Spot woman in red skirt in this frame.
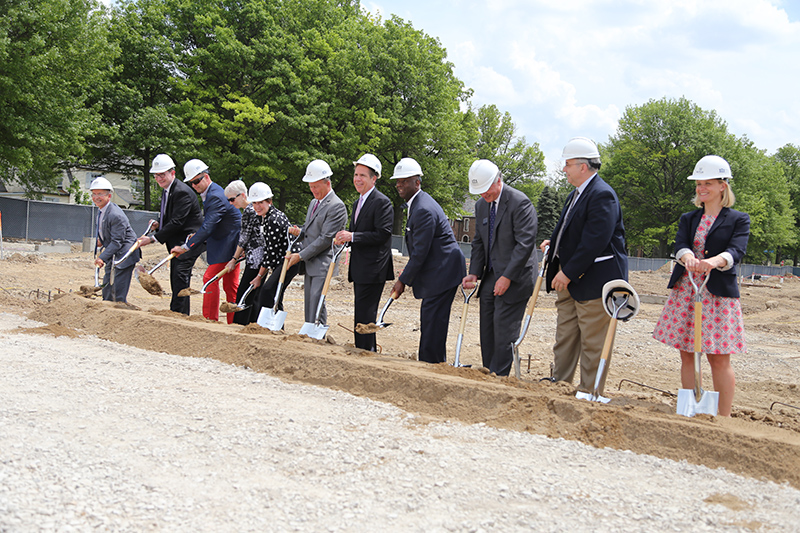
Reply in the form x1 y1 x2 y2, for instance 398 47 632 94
653 155 750 416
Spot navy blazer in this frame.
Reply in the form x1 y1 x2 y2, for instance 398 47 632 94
668 207 750 298
399 190 466 299
348 188 395 284
186 181 241 265
545 174 628 301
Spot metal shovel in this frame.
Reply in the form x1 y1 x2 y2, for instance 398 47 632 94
220 283 256 313
114 220 155 266
298 243 348 340
258 229 303 331
676 271 720 417
355 291 398 334
576 279 640 403
512 245 549 378
452 283 479 368
200 256 244 294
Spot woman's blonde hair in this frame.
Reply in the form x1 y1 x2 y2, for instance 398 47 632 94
693 179 735 208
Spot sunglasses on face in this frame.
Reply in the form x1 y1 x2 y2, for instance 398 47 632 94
228 193 240 202
189 176 203 186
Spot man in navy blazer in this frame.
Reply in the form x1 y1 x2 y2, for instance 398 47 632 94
335 154 394 351
90 177 140 303
136 154 205 315
171 159 241 323
462 159 538 376
540 138 627 395
391 158 466 364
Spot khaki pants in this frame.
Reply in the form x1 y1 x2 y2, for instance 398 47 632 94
553 291 612 394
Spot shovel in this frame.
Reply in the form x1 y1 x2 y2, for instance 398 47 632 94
512 245 549 378
200 256 244 294
576 279 640 403
355 291 398 334
114 220 155 266
452 283 479 368
220 282 256 314
258 229 304 331
298 243 348 340
676 271 720 417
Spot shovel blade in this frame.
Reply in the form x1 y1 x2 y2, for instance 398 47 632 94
299 321 328 340
676 388 719 417
257 308 287 331
575 391 611 404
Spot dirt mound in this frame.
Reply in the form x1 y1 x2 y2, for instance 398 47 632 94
25 293 800 489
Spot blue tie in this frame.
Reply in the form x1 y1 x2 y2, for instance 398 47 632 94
487 201 496 271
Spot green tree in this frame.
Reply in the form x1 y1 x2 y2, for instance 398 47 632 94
535 186 560 246
473 104 546 204
773 144 800 264
0 0 115 193
602 97 732 256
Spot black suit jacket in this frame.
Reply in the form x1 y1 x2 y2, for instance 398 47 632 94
348 188 395 284
668 207 750 298
545 174 628 301
154 179 204 251
399 191 466 299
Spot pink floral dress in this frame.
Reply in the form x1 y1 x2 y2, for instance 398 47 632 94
653 214 746 354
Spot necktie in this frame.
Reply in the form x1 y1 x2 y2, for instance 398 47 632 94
311 200 320 217
487 201 496 271
354 195 364 223
160 189 167 223
97 209 105 243
554 191 578 257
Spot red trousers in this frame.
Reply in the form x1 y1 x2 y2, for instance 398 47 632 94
202 262 240 323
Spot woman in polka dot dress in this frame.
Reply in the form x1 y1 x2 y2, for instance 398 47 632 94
653 155 750 417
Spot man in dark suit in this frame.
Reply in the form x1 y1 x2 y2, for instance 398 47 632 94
171 159 241 323
335 154 395 351
286 159 348 326
462 159 538 376
540 137 628 395
90 177 140 303
137 154 205 315
390 157 466 364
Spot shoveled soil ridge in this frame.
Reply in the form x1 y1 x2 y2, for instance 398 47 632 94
28 294 800 489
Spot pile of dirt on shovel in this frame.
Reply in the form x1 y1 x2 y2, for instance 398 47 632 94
26 293 800 490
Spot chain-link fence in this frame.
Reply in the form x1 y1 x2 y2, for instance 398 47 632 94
3 196 799 277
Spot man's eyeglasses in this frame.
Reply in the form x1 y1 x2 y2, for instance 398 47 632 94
188 176 204 186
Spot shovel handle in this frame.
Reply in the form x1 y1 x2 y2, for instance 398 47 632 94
694 303 703 353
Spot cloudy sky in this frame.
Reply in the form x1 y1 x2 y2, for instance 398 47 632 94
365 0 800 172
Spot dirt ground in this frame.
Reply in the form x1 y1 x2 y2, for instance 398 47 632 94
2 242 800 489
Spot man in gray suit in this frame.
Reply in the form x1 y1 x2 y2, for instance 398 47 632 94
90 176 141 303
462 159 538 376
286 159 348 325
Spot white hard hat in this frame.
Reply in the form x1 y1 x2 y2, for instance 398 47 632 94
183 159 209 182
247 182 273 202
601 279 640 322
302 159 333 183
353 154 382 177
89 176 113 191
562 137 601 160
150 154 175 174
389 157 423 180
468 159 500 194
688 155 731 180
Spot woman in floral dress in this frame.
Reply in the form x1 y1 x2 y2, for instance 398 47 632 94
653 155 750 416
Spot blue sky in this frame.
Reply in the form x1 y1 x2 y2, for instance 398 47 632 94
365 0 800 173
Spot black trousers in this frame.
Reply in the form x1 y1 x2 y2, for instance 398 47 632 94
478 269 530 376
232 265 264 325
170 253 200 315
418 285 458 364
256 262 301 314
353 282 386 351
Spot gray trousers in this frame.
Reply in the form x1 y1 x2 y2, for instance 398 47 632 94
304 274 327 324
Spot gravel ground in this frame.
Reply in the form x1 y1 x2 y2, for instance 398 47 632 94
1 312 798 532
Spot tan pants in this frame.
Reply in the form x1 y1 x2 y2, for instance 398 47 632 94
553 291 613 394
